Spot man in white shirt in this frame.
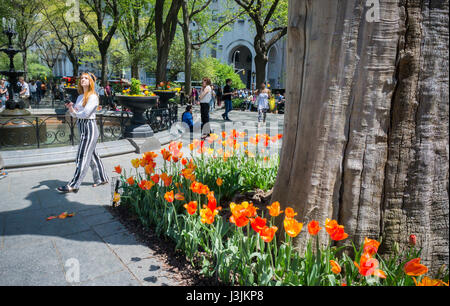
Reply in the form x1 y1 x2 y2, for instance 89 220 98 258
19 77 30 107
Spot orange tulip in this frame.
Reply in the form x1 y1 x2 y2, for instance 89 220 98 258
184 201 198 215
330 260 341 274
181 158 188 166
250 217 267 234
131 158 140 168
143 151 158 161
161 173 173 187
413 276 449 286
259 226 278 243
363 237 380 256
144 164 154 175
284 218 303 238
164 190 174 203
126 176 135 185
138 180 154 190
267 201 283 217
325 218 348 241
284 207 297 219
245 202 258 218
229 202 253 227
200 207 219 225
113 165 122 174
230 214 249 227
151 174 160 184
175 193 185 201
403 258 428 276
161 148 172 161
354 252 386 278
307 220 322 235
113 192 120 204
216 177 223 186
206 192 221 212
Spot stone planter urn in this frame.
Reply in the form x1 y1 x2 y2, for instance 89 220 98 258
115 95 158 138
64 87 79 103
152 90 177 108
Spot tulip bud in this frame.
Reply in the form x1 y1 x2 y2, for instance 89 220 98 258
438 264 447 278
393 241 400 254
409 234 417 246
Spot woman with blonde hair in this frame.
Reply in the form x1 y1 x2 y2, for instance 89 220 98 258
58 72 108 193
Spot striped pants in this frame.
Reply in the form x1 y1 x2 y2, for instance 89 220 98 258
68 119 108 189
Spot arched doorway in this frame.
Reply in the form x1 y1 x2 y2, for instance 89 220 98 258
229 45 253 89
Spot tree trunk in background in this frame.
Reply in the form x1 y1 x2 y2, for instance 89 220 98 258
22 51 28 80
254 53 268 89
68 55 79 78
100 48 108 86
271 0 448 272
131 59 140 80
154 0 182 84
181 0 192 99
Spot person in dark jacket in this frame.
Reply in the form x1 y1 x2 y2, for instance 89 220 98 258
182 104 194 133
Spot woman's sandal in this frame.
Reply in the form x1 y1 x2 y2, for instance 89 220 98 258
57 185 79 193
92 181 109 187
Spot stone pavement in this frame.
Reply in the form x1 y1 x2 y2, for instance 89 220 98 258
0 106 284 286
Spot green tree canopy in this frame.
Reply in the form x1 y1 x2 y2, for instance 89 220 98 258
191 57 245 88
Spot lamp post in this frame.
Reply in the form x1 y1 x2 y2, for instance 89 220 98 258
0 17 29 116
251 71 256 90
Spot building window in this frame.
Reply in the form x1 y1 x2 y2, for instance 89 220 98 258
211 43 217 58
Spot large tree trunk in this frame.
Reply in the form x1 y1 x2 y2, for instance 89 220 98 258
68 53 79 77
254 53 268 89
271 0 448 273
156 46 170 84
254 33 268 87
99 48 108 86
131 60 140 80
22 51 28 80
154 0 181 84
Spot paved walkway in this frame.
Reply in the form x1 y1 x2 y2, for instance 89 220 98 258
0 106 284 286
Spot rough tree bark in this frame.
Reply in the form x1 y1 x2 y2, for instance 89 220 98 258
271 0 448 272
181 0 192 97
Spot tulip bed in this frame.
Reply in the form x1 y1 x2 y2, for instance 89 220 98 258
112 132 449 286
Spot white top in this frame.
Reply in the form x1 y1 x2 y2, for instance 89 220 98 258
199 86 212 103
257 93 269 110
20 82 30 96
29 83 37 93
70 93 99 119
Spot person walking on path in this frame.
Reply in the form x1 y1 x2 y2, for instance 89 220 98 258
216 85 222 107
18 77 30 108
199 77 213 137
209 85 216 111
256 82 271 127
58 72 109 193
29 80 37 106
222 79 233 121
35 79 42 104
0 78 8 109
104 81 112 109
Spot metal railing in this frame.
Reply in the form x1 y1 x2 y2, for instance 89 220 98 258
0 104 178 150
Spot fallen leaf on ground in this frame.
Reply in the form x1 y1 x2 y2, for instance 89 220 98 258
46 212 75 221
